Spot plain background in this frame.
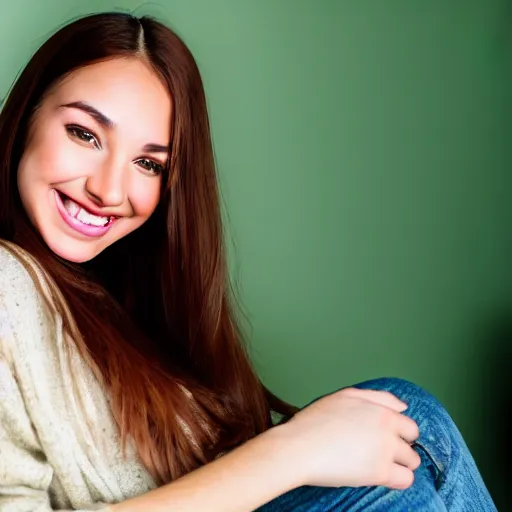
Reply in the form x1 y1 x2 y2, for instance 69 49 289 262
1 1 510 508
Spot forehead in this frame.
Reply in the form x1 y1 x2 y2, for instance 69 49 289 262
43 58 172 139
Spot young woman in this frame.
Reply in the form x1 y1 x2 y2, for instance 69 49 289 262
0 12 496 511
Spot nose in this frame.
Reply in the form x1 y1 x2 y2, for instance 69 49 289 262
85 156 127 208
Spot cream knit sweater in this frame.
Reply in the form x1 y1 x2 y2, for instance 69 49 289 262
0 243 157 511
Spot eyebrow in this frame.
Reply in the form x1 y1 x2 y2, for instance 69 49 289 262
61 101 114 129
60 101 171 154
143 143 171 154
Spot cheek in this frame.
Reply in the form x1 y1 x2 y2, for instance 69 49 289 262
19 131 88 186
16 147 49 212
129 179 161 219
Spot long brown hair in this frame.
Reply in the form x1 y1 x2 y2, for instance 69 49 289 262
0 12 297 484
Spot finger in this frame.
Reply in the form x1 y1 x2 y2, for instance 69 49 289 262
397 414 420 444
394 439 421 470
342 388 407 412
386 464 415 490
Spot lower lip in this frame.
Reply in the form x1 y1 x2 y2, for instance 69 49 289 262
54 190 114 238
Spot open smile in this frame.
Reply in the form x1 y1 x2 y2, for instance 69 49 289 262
54 190 117 237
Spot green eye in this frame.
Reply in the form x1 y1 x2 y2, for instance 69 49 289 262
136 158 164 175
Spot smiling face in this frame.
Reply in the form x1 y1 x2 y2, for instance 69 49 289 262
17 57 172 263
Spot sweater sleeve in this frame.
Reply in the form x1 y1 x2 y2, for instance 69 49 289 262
0 247 109 512
0 355 108 511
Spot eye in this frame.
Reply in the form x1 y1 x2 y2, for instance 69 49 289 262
66 125 100 149
135 158 165 176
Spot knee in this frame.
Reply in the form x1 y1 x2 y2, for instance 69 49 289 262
354 377 459 435
353 377 443 411
352 378 466 477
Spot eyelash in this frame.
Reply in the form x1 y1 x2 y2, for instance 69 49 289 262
65 124 165 176
66 124 99 148
135 158 165 175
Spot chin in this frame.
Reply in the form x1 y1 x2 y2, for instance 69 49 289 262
43 235 105 264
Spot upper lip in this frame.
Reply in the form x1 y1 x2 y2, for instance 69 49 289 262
57 190 120 219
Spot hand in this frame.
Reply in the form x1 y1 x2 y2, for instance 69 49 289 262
278 387 421 490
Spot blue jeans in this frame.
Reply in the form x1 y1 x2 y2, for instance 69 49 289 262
258 378 497 511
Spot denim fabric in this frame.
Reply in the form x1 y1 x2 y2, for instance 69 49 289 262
258 378 497 511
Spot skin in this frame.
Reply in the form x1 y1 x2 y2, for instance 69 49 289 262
17 57 172 263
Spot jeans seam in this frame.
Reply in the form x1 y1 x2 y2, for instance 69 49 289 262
413 441 447 491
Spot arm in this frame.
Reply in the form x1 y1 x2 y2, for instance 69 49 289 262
111 388 421 512
110 424 299 512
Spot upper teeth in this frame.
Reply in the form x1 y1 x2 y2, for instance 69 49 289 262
63 198 110 227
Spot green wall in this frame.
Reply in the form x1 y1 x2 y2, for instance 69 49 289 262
1 0 510 507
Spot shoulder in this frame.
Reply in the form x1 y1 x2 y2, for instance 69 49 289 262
0 242 26 276
0 241 56 364
0 241 36 286
0 241 45 308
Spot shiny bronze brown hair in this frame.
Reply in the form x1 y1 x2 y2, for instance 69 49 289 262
0 12 297 483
